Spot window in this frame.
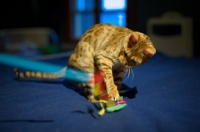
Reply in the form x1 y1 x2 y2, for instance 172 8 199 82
64 0 134 42
69 0 95 39
100 0 127 27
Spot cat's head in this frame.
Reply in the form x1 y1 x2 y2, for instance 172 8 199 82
119 32 156 68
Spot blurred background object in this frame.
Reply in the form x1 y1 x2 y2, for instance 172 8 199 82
0 27 59 57
0 0 198 57
147 11 193 57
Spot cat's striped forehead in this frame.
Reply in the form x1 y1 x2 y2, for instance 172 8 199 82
81 24 134 49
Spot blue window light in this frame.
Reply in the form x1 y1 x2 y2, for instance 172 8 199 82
102 0 127 11
71 0 95 39
71 0 127 39
77 0 95 11
100 12 126 27
73 13 95 39
77 0 85 11
100 0 127 26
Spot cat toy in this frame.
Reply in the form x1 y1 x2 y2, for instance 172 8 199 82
92 71 127 116
0 53 127 116
0 53 90 83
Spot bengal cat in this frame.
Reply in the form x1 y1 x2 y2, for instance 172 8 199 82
14 24 156 102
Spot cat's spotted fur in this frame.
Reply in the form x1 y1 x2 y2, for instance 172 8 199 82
68 24 156 101
14 24 156 102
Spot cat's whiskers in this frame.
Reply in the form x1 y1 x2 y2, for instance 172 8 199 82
130 68 134 82
122 68 134 83
123 68 130 82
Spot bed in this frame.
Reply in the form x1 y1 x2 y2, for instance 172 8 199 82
0 52 200 132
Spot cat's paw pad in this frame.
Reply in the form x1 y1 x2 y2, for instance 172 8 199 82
108 86 120 101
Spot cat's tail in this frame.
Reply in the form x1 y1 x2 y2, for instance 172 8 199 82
14 67 67 79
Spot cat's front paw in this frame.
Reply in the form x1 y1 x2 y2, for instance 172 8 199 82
107 85 120 101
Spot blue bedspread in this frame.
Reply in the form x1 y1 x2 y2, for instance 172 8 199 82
0 53 200 132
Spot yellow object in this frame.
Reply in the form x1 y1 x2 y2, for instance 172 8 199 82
98 100 107 116
94 83 101 97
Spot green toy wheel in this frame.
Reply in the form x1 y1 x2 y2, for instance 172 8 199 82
106 104 127 112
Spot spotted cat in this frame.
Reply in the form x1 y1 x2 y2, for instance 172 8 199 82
14 24 156 102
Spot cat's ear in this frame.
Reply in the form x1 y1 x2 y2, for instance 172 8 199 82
143 47 156 58
128 33 139 48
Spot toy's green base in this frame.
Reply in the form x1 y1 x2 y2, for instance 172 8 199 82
106 104 127 112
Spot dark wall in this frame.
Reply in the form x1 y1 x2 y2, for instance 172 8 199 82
134 0 199 56
0 1 33 28
0 0 65 42
0 0 199 56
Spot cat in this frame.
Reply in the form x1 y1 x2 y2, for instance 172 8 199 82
14 23 156 102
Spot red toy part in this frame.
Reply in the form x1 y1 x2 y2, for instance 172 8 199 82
90 71 127 115
116 99 127 104
92 71 106 97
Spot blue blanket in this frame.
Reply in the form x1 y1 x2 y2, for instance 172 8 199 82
0 53 200 132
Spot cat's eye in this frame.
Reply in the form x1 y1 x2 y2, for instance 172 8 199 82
124 51 128 56
131 60 136 64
